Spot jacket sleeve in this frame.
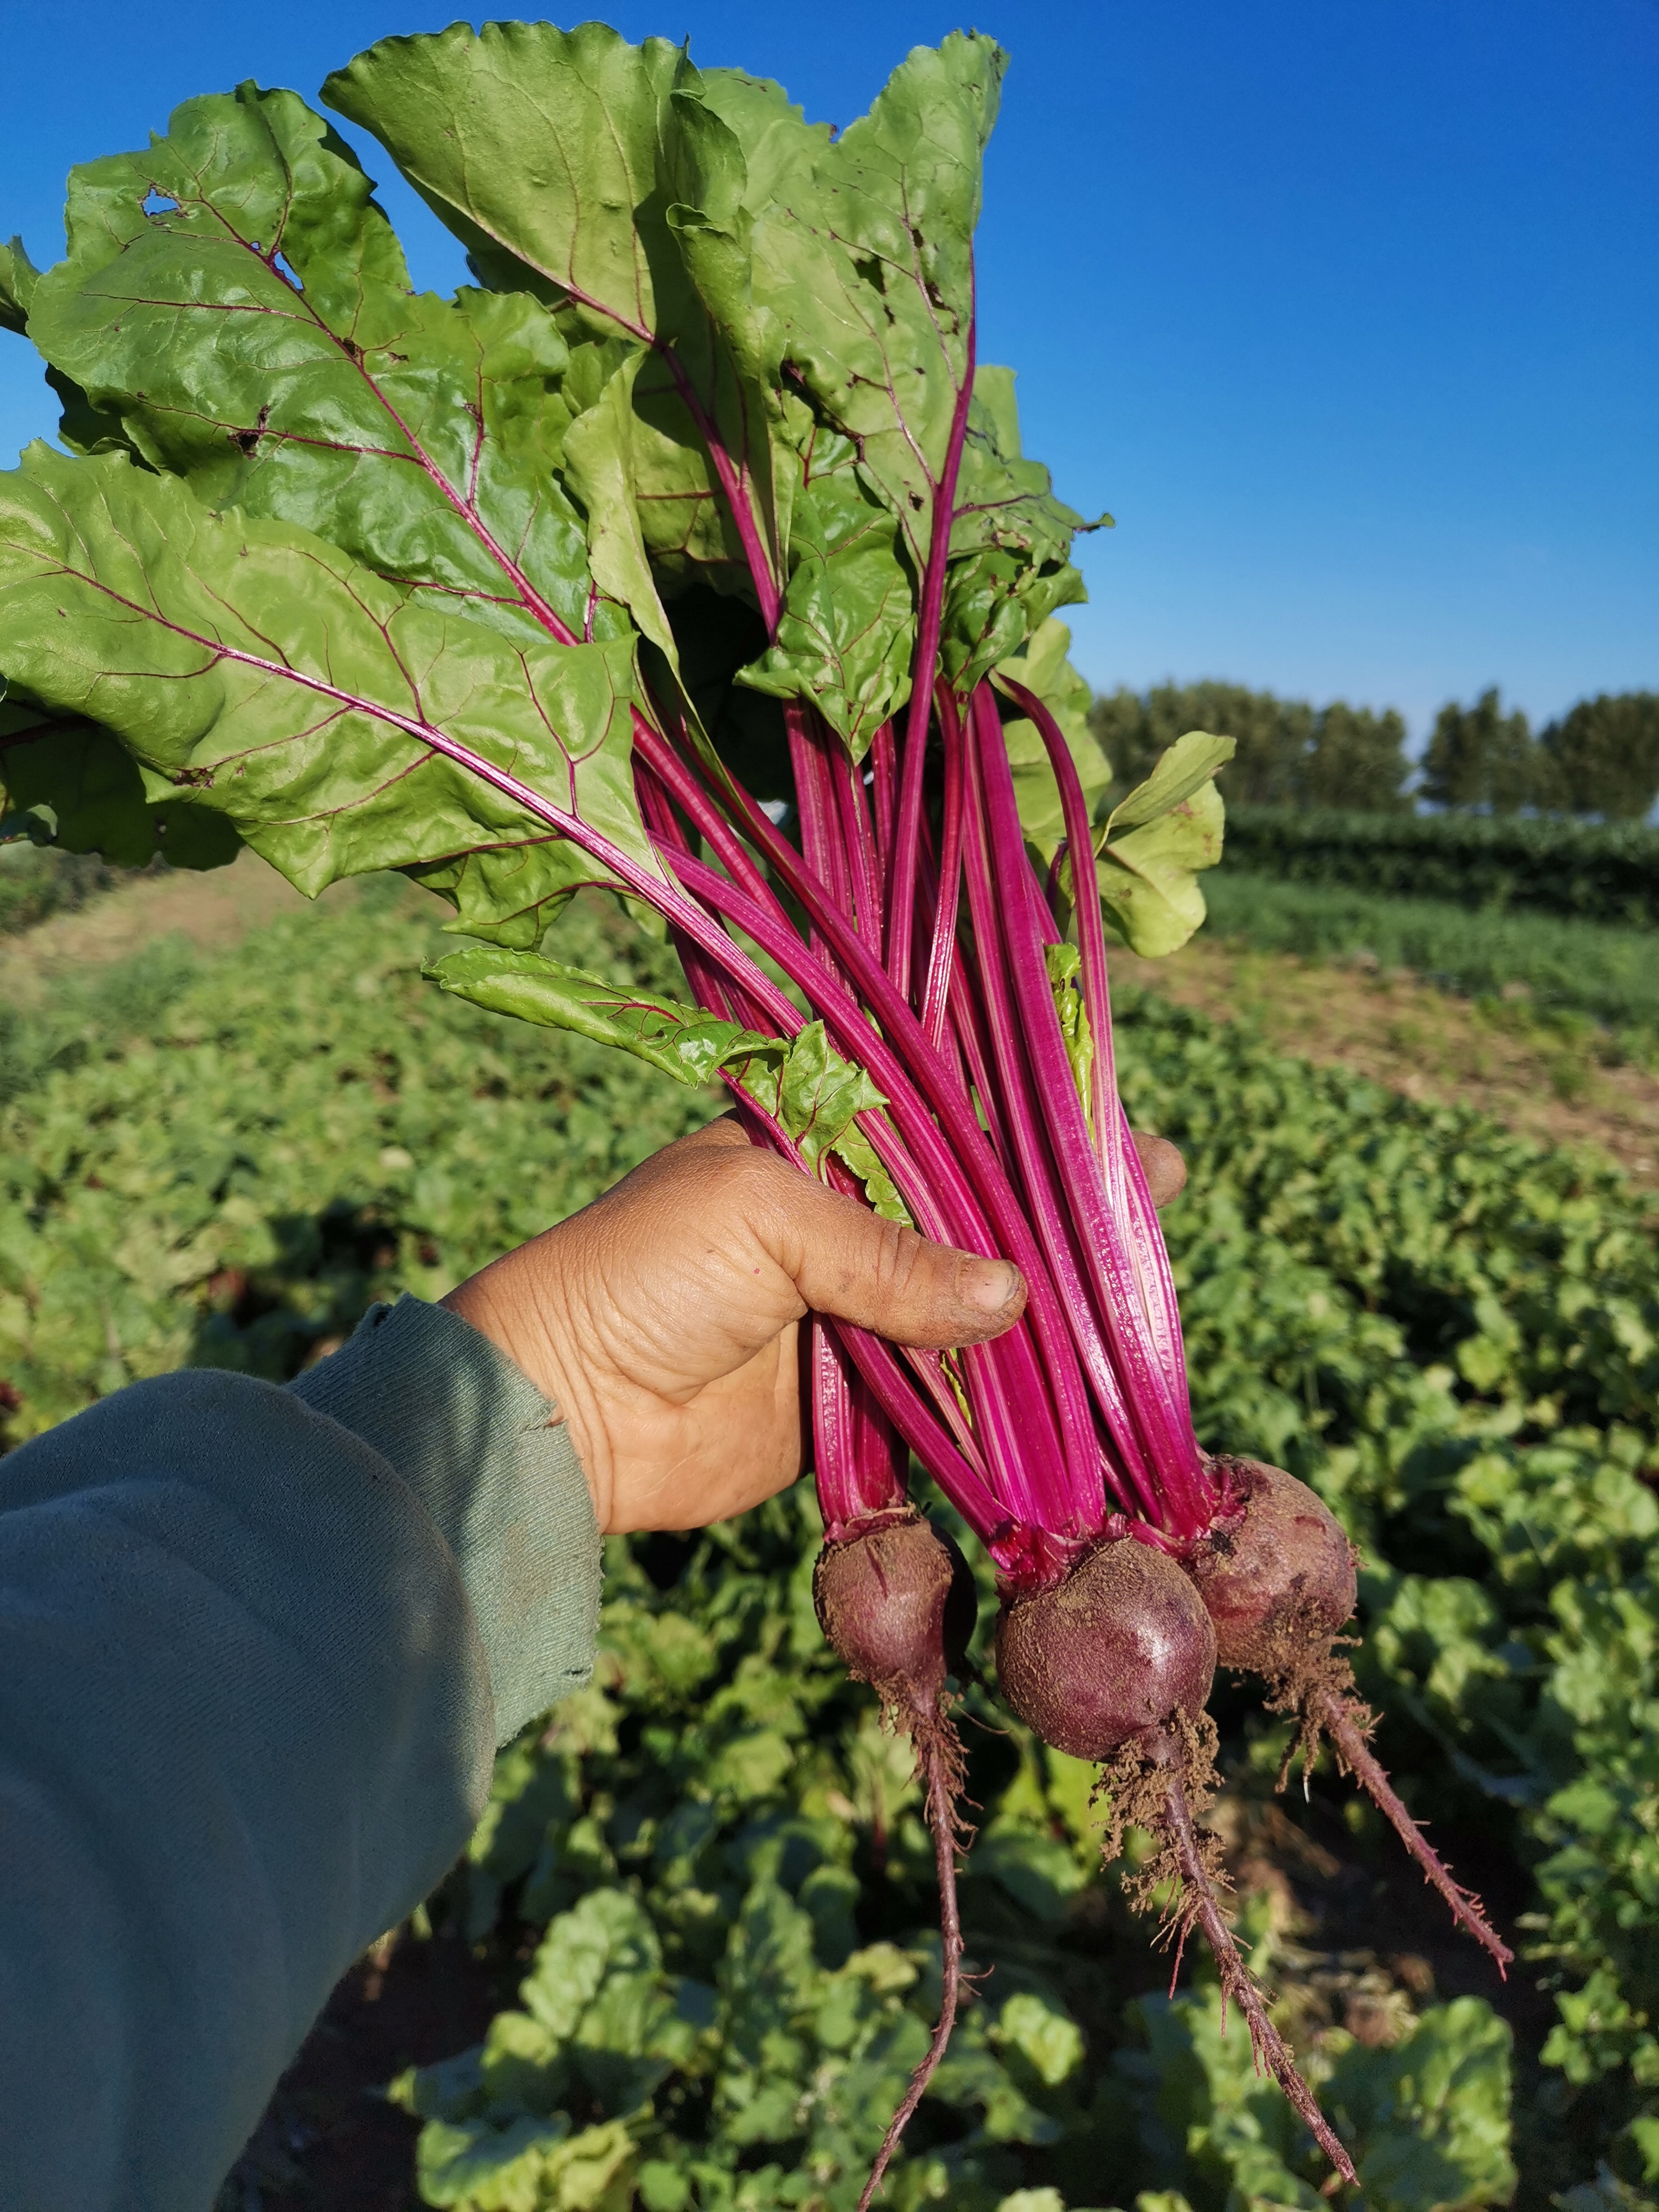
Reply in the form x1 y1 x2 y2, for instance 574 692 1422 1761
0 1295 601 2212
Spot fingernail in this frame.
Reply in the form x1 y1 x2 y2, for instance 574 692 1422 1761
962 1259 1021 1313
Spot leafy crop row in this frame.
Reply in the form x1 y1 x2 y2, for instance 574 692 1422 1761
1218 808 1659 930
4 888 1656 2206
1199 872 1659 1039
389 1488 1516 2212
0 839 128 937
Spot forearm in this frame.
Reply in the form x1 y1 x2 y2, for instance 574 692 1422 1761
0 1298 600 2211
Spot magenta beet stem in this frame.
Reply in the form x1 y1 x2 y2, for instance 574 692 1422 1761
700 1071 1006 1543
972 688 1211 1535
960 717 1159 1531
920 682 967 1050
998 677 1215 1523
886 311 978 999
661 778 1105 1504
670 846 1094 1533
812 1318 907 1535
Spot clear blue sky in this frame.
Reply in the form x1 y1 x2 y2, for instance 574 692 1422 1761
2 1 1653 746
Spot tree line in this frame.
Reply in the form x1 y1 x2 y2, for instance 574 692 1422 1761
1088 682 1659 820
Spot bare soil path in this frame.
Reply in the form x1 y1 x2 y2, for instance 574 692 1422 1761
0 849 313 1011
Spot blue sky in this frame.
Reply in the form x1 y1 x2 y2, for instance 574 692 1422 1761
2 1 1653 745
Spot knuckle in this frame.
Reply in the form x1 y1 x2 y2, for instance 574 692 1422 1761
869 1217 926 1308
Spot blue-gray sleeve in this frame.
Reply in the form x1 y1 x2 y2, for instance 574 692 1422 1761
0 1295 601 2212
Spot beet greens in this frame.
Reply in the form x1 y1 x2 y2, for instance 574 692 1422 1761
0 22 1508 2197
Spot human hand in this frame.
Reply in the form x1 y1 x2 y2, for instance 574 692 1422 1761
441 1118 1025 1535
442 1117 1188 1536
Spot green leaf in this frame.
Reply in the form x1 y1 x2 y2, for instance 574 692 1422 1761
326 24 685 340
733 1019 911 1223
425 948 778 1088
414 2112 572 2212
561 345 680 662
0 443 661 945
1 695 239 868
25 84 613 653
1097 783 1226 957
0 236 39 336
943 366 1098 696
1329 1999 1516 2212
993 1992 1086 2089
736 427 915 758
1045 942 1095 1133
324 24 795 613
1103 728 1235 838
425 950 910 1220
521 1890 664 2045
736 34 1005 582
1046 729 1235 959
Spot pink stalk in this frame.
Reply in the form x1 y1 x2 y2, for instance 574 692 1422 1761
812 1318 907 1534
659 353 782 634
703 1085 1005 1540
958 720 1158 1524
972 688 1212 1535
631 719 784 922
997 680 1128 1200
808 1318 1007 1542
869 722 898 875
787 700 857 923
633 763 781 1039
669 846 1104 1542
1000 677 1210 1488
833 740 885 952
665 762 1103 1455
885 315 978 999
636 733 1004 1533
919 682 967 1050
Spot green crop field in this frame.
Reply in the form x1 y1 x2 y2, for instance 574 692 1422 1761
4 880 1657 2211
1201 871 1659 1043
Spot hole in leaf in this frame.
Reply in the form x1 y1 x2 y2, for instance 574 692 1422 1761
142 189 179 218
271 248 304 291
229 403 272 458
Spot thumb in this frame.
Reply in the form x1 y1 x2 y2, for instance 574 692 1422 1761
764 1170 1025 1351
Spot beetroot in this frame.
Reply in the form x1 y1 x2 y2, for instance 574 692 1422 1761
995 1538 1356 2185
995 1537 1215 1759
1188 1458 1357 1671
815 1507 977 2212
1187 1458 1511 1971
814 1508 977 1710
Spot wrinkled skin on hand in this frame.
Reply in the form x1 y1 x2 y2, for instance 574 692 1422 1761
444 1117 1186 1533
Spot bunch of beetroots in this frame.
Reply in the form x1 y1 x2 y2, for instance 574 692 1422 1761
0 22 1512 2203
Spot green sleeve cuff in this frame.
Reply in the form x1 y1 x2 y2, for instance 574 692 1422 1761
290 1296 602 1743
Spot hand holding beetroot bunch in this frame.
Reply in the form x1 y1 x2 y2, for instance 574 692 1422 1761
0 23 1506 2198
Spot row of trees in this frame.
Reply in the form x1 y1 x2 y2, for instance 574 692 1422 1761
1421 690 1659 820
1088 682 1659 820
